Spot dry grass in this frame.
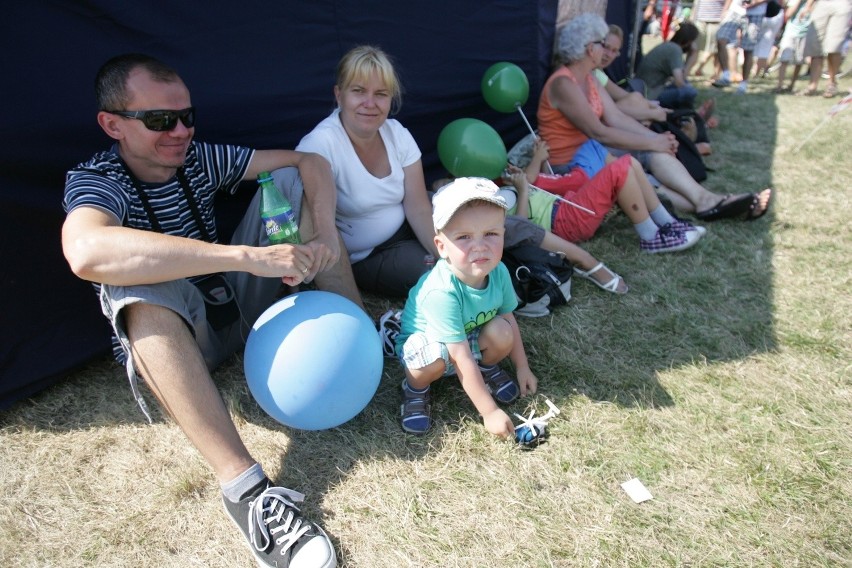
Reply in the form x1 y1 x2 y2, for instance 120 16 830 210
2 74 851 567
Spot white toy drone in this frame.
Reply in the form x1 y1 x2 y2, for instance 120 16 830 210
514 398 560 449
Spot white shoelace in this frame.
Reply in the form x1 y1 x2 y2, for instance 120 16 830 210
248 487 312 555
378 309 402 357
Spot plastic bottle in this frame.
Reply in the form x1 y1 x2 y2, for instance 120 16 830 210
258 171 301 244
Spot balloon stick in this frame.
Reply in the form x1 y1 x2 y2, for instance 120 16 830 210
515 104 554 175
529 184 595 216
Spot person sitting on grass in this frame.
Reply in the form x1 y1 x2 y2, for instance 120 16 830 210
598 25 671 125
61 53 341 568
635 21 702 110
504 138 706 260
600 24 719 135
394 177 538 436
538 13 773 223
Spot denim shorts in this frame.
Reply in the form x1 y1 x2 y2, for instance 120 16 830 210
553 139 610 178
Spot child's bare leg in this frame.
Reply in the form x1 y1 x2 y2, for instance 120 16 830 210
789 63 803 90
539 232 629 294
776 62 788 89
477 316 514 366
615 163 653 224
405 359 446 391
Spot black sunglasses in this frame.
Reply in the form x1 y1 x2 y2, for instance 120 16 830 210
106 107 196 131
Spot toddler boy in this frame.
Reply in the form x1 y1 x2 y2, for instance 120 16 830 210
394 178 538 436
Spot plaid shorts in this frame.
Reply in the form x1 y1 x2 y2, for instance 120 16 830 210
400 327 483 376
718 13 765 51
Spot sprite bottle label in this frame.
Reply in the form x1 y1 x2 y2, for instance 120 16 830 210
261 207 301 244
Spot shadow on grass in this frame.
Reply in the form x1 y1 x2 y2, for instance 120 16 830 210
0 84 781 562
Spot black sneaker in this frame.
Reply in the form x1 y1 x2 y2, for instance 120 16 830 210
223 479 337 568
479 364 520 404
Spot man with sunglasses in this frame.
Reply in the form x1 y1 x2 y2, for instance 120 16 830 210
62 53 345 568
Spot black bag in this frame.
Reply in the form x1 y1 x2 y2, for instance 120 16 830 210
501 245 573 317
193 273 240 330
650 111 708 182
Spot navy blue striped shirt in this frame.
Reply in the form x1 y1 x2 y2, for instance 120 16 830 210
63 141 254 242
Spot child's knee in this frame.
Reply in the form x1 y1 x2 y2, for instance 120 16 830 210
480 316 514 352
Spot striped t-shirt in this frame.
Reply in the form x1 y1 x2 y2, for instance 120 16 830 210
64 141 254 242
695 0 724 22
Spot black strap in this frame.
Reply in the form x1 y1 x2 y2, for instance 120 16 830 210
122 162 213 243
176 168 213 242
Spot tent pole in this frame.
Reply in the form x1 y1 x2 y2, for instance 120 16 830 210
629 0 644 78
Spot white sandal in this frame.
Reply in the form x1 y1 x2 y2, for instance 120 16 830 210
573 262 628 295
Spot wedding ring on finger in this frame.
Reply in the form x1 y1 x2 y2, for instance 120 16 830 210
301 267 309 274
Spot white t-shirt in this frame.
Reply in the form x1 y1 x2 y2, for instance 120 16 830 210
729 0 767 17
297 109 422 262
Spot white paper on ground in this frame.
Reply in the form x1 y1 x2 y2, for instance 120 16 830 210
621 478 653 503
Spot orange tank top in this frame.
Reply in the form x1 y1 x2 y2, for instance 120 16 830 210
537 66 603 165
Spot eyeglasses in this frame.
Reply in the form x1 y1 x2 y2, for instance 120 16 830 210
106 107 196 131
589 40 606 47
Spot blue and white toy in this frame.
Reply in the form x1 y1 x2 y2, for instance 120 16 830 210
514 398 561 449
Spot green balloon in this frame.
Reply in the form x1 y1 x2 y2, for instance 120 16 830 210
437 118 507 179
481 62 530 113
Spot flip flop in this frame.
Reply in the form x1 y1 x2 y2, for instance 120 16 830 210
694 194 754 221
746 188 773 221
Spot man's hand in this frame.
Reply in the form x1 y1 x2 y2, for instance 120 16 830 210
246 243 315 286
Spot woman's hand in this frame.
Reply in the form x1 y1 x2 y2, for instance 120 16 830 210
651 131 679 155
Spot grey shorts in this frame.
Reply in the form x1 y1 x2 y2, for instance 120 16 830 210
504 215 546 249
102 178 297 420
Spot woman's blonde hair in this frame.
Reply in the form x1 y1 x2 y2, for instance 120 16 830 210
608 24 624 41
336 45 402 114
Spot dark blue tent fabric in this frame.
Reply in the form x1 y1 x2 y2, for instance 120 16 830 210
605 0 640 84
0 1 557 408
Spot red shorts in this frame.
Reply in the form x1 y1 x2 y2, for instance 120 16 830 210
546 154 631 242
